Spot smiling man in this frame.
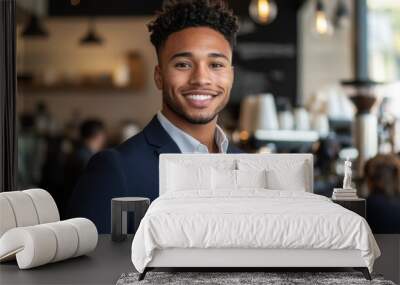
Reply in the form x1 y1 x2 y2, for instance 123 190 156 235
68 0 241 233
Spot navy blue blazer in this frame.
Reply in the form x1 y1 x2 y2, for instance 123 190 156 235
68 116 242 233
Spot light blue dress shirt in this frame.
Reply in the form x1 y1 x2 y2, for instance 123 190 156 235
157 111 228 154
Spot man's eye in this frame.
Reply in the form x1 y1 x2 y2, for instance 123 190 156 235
175 62 191 68
211 63 224 69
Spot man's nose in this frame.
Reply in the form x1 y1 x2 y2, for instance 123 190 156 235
189 64 212 86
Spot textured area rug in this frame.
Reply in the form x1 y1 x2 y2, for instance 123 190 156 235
116 271 396 285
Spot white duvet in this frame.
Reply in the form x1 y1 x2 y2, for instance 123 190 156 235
131 190 380 273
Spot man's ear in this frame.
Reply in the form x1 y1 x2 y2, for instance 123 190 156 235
154 65 163 90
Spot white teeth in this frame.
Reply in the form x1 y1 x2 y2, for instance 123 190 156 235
186 94 213 101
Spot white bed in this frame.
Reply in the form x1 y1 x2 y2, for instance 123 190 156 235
131 154 380 280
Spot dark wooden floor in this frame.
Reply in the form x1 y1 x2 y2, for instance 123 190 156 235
0 235 398 284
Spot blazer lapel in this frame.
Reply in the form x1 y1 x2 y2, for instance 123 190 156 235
143 115 181 154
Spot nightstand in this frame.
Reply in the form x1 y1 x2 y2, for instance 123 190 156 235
331 198 366 219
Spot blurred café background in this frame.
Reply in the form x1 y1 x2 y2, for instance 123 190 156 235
16 0 400 232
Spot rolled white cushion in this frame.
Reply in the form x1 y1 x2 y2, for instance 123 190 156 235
23 189 59 223
0 191 39 227
64 218 98 257
0 219 98 269
0 226 57 269
0 195 17 238
42 222 79 262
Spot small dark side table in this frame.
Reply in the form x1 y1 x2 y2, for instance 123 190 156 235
111 197 150 242
331 198 366 219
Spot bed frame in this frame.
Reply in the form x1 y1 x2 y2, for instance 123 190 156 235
138 154 372 281
139 248 371 280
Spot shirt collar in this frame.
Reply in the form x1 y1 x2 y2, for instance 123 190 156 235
156 111 228 154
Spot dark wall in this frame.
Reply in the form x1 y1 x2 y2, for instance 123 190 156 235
230 0 304 107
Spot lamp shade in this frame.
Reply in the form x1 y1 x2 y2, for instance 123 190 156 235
80 20 103 45
21 15 48 38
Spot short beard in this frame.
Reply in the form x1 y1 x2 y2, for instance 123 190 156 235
163 91 219 125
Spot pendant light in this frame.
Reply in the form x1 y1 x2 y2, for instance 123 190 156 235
22 14 48 38
314 0 333 36
80 18 103 45
21 0 48 39
249 0 278 25
334 0 350 29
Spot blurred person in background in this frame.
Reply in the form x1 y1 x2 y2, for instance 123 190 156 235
71 119 107 167
63 119 107 218
34 101 53 137
365 154 400 233
17 113 45 188
64 109 83 148
40 120 69 216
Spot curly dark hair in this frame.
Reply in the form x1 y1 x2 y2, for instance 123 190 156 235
147 0 239 55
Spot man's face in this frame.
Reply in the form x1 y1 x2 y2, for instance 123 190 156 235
87 131 105 152
154 27 234 124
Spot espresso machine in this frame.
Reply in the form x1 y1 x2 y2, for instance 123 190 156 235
341 80 381 177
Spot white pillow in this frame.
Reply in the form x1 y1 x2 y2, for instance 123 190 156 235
212 168 268 190
238 159 309 191
167 163 212 191
266 167 307 191
212 168 237 190
236 169 267 188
